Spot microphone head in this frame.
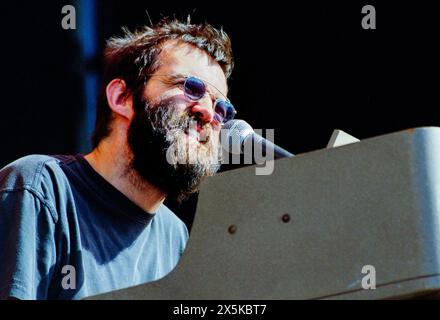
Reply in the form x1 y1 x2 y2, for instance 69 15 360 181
222 119 254 155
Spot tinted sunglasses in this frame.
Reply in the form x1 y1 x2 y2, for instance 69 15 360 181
146 74 236 125
182 76 237 125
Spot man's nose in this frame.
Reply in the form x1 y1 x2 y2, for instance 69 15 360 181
190 98 215 124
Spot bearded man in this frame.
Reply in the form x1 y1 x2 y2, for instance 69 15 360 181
0 18 236 300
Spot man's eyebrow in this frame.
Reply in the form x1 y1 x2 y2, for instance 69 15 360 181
166 73 187 81
147 73 185 83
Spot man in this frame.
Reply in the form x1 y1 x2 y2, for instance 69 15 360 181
0 18 235 299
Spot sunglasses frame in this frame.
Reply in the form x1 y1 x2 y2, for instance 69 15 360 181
145 73 237 125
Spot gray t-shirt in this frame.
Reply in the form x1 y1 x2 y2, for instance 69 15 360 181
0 154 188 300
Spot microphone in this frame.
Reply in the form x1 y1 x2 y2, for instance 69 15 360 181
222 120 294 160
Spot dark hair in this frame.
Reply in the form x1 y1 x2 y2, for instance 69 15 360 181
91 17 234 148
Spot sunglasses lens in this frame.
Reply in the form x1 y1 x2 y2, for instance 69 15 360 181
184 77 206 100
214 100 236 124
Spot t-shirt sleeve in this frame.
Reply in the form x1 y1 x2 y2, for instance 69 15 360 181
0 188 57 300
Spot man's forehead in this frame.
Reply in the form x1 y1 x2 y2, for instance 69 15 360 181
156 41 228 96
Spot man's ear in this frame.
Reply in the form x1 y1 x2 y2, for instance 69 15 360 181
106 79 134 120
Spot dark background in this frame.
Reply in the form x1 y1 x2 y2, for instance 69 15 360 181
1 1 438 230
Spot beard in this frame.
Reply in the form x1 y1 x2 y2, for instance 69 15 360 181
127 94 222 202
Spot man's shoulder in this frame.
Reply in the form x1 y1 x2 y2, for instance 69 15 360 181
158 204 184 224
0 154 73 193
156 205 189 238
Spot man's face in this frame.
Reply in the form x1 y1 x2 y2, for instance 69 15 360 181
127 41 228 202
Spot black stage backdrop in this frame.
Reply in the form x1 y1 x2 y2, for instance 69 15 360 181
1 1 438 230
